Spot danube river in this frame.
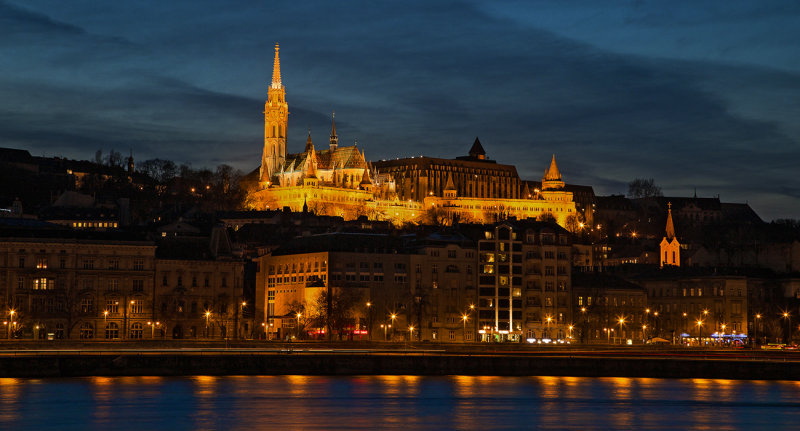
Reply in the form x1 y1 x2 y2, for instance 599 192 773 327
1 375 799 430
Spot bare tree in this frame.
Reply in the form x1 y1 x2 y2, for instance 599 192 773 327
628 178 663 199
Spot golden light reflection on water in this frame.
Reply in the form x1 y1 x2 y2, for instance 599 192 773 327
0 378 20 424
4 375 799 430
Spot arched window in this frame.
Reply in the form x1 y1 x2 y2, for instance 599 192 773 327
80 322 94 339
130 322 143 339
272 125 276 138
105 322 119 339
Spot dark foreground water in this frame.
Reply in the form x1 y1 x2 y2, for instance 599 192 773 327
1 375 799 430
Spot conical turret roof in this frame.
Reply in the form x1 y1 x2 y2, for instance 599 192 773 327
544 154 561 181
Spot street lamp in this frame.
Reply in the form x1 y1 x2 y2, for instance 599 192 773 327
296 313 302 340
568 325 574 340
390 313 397 341
783 312 791 344
205 311 211 338
696 319 704 343
642 324 647 344
617 316 626 344
545 315 553 339
755 313 762 346
103 310 109 323
381 324 387 341
365 302 372 341
409 325 414 343
720 323 726 346
462 314 469 342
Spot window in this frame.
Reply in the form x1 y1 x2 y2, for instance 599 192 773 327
55 323 65 340
431 264 438 274
373 262 383 270
465 332 473 342
204 277 210 288
108 279 120 292
177 276 183 287
106 299 119 313
17 276 24 291
162 274 168 286
108 259 119 270
545 266 554 276
59 257 67 269
82 259 94 270
105 322 119 339
133 258 144 271
130 323 143 339
449 330 456 341
448 250 457 258
130 300 143 314
394 263 406 272
80 322 94 339
33 278 50 290
81 297 93 313
394 275 407 283
18 257 25 268
132 279 144 292
192 276 198 287
222 276 228 287
36 258 47 269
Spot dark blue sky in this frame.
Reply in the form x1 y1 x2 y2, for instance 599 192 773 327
1 1 799 220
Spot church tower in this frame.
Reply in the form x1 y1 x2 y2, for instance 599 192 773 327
660 203 681 267
260 43 289 187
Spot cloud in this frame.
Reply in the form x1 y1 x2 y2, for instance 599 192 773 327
1 0 798 220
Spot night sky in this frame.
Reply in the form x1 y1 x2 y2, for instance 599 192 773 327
1 1 799 220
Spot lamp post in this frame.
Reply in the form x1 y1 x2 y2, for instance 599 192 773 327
783 312 791 344
580 307 587 343
7 310 15 339
296 312 302 340
696 319 704 344
720 323 726 347
409 326 414 343
617 316 626 344
754 314 761 346
366 302 372 341
390 313 397 341
642 324 647 344
124 300 134 339
462 314 469 343
568 325 574 340
545 315 553 340
205 310 211 338
235 301 246 341
381 324 386 341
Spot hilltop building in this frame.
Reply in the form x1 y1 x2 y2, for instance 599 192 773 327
246 46 578 227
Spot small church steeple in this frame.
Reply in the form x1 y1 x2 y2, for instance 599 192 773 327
305 129 314 153
329 112 338 151
660 202 680 267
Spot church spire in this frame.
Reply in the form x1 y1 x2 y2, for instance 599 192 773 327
305 129 314 153
271 44 282 89
665 202 676 240
329 111 338 151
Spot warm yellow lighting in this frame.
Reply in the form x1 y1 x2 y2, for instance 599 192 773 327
696 320 703 327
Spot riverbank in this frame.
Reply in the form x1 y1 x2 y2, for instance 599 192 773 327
1 349 798 380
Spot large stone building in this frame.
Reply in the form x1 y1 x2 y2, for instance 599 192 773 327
0 229 156 340
0 223 248 341
246 46 578 227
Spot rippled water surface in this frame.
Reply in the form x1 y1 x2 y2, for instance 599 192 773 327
1 375 799 430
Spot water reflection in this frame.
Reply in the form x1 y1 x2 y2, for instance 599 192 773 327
1 376 799 430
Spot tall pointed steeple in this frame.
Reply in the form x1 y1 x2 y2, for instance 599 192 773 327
260 43 288 185
271 43 282 89
329 111 338 151
660 202 680 267
665 202 675 240
305 129 314 153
